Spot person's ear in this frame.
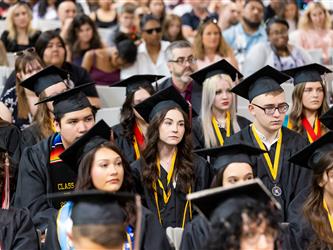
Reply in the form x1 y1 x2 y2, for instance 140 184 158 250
319 172 328 188
54 119 61 133
248 103 256 117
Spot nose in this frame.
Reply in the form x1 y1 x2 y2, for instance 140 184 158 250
272 108 281 117
77 121 89 133
109 165 118 175
172 123 178 132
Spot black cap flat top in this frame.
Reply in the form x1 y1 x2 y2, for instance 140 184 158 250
320 106 333 130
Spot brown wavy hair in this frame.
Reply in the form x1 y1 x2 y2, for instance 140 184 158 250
142 107 194 193
303 151 333 248
119 84 155 140
15 51 45 119
193 19 233 60
289 81 329 134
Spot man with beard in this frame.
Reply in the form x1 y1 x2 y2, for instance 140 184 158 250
158 40 202 115
223 0 266 70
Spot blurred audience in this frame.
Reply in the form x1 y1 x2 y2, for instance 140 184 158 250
56 0 77 40
162 14 185 42
218 1 240 31
264 0 284 21
148 0 165 24
283 0 299 32
89 0 117 29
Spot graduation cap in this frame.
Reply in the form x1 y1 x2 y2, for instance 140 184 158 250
231 65 290 102
289 131 333 169
319 106 333 130
193 143 266 173
60 119 111 170
35 82 93 117
134 85 195 123
283 63 332 86
112 74 164 95
190 59 243 84
48 190 134 225
187 179 280 220
20 65 68 96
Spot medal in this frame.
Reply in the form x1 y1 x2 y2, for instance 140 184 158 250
272 185 282 197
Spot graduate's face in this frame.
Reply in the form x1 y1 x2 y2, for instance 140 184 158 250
55 107 95 149
158 109 185 146
222 163 254 187
212 78 233 113
302 81 324 112
91 147 124 192
249 91 286 133
240 213 276 250
319 167 333 198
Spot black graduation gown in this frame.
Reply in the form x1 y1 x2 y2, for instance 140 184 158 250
14 134 76 232
112 123 137 163
0 208 39 250
158 77 203 115
191 115 251 149
226 126 312 222
180 215 210 250
131 154 211 229
45 205 171 250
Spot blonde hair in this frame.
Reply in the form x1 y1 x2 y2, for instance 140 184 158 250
200 74 240 148
193 20 233 60
6 3 35 41
289 80 329 134
298 2 331 30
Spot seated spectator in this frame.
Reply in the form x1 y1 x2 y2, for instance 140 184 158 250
162 14 185 42
264 0 284 21
121 14 170 79
193 18 238 70
223 0 266 71
66 14 104 66
0 49 44 130
218 1 240 31
283 0 299 33
89 0 117 29
32 0 57 26
181 1 218 42
148 0 165 24
243 17 312 76
290 1 333 65
1 2 41 52
134 5 150 33
108 2 139 47
82 33 137 86
56 0 77 40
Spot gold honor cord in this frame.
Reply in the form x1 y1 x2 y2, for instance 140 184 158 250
133 136 140 160
251 125 282 180
123 232 132 250
323 198 333 232
211 112 231 146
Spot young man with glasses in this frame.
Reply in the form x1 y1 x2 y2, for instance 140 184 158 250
226 65 312 222
121 14 170 79
159 40 202 114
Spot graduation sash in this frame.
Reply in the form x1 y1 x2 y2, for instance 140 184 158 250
133 123 145 160
302 116 321 143
211 112 231 146
152 150 192 228
251 125 282 181
323 198 333 232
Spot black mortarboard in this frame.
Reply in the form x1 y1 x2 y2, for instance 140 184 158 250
320 106 333 130
283 63 332 86
187 179 280 220
190 59 243 84
112 74 164 95
35 82 93 117
48 190 134 225
134 85 195 123
231 65 290 102
289 131 333 169
60 120 111 170
20 65 68 96
194 143 266 173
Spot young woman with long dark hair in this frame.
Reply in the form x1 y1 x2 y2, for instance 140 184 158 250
132 86 211 229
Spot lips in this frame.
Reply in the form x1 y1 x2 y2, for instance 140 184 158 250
107 179 119 184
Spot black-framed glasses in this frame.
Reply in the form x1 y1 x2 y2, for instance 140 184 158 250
252 103 289 116
169 57 197 65
143 27 162 34
14 47 36 57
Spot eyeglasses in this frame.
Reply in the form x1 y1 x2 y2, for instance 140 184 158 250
14 47 36 57
252 103 289 116
143 27 162 34
169 57 197 65
201 17 218 26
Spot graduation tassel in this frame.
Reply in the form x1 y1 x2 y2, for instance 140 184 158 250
2 154 10 209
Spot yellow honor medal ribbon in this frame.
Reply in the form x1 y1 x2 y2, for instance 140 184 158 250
323 198 333 232
133 136 140 160
251 125 282 180
211 112 231 146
